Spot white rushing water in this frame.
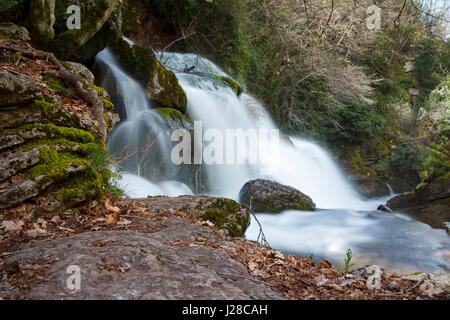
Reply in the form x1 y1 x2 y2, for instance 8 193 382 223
96 47 449 274
96 48 193 198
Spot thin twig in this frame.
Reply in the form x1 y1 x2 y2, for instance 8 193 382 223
240 198 270 248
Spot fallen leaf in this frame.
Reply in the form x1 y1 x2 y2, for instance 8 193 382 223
248 260 258 271
26 223 47 237
1 220 24 232
106 212 120 225
105 199 120 213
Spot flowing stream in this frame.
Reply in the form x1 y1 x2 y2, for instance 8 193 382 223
96 47 449 275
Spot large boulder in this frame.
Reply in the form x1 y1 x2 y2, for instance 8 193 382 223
385 173 450 231
50 0 120 60
239 179 316 213
112 39 187 113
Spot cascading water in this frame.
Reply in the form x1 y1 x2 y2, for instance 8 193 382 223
96 47 449 274
96 48 193 198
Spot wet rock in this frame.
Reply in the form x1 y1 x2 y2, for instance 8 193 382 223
385 174 450 230
154 108 194 131
0 71 43 107
348 174 389 198
239 179 316 213
377 204 392 212
112 38 187 113
0 226 284 299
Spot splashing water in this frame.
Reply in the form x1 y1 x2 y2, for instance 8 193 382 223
96 48 193 197
96 48 449 274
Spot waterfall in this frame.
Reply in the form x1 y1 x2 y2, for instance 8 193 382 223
95 47 449 274
96 48 193 198
161 52 378 210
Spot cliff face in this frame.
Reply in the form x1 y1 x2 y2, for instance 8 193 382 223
0 25 120 216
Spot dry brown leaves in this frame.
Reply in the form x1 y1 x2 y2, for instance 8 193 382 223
1 194 448 300
0 255 58 297
0 39 97 125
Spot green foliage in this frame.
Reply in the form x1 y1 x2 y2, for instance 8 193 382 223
422 132 450 180
390 139 423 173
413 40 450 108
344 249 354 273
309 253 314 262
0 0 28 23
87 147 125 197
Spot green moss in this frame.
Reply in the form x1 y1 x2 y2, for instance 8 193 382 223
44 75 67 92
201 209 227 228
102 98 114 110
113 39 188 113
196 198 249 238
23 123 95 143
57 168 104 204
18 138 98 156
33 100 88 130
154 108 193 125
61 61 71 69
91 84 106 97
216 76 243 96
24 147 89 185
146 57 187 113
34 99 58 118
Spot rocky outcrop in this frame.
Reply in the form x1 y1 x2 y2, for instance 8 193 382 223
0 220 282 300
142 196 251 238
239 179 316 213
0 72 44 106
0 27 119 215
50 0 120 60
112 39 187 113
348 174 389 198
1 196 444 300
385 174 450 231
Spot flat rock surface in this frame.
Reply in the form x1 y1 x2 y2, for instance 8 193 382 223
0 218 284 300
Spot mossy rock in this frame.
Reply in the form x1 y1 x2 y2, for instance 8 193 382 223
154 108 193 130
194 197 251 238
112 38 188 114
216 76 243 96
51 0 119 60
239 179 316 213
